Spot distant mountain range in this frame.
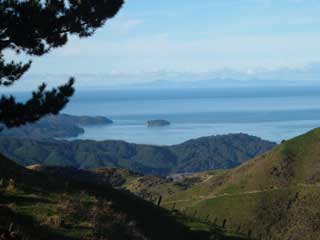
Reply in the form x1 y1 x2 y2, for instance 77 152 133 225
10 64 320 91
0 133 276 175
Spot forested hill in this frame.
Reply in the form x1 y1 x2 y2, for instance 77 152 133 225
0 133 276 175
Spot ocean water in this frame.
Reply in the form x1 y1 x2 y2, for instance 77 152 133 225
59 86 320 145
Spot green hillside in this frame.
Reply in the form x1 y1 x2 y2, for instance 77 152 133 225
0 133 275 175
162 128 320 240
0 153 247 240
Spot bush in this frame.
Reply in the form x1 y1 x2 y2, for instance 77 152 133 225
6 179 15 193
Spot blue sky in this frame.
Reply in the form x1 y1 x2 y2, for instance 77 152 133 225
7 0 320 83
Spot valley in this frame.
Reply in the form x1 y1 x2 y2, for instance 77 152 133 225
1 125 320 239
31 127 320 239
0 153 248 240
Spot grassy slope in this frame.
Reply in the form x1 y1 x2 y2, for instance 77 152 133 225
163 128 320 240
0 154 247 240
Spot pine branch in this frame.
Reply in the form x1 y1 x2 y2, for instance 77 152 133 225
0 78 75 128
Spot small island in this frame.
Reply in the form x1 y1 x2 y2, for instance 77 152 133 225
146 119 170 127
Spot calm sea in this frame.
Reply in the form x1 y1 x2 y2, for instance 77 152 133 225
58 86 320 145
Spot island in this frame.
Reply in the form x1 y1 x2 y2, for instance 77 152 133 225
146 119 170 127
0 114 113 139
50 114 113 126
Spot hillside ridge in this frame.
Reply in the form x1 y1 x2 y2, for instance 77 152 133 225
0 133 276 175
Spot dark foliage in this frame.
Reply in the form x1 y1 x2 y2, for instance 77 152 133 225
0 0 123 128
0 79 75 128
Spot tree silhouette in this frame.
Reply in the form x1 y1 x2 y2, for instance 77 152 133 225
0 0 123 128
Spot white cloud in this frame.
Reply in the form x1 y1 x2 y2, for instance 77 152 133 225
106 18 144 34
124 19 144 28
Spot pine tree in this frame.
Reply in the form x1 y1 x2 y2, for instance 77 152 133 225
0 0 123 128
